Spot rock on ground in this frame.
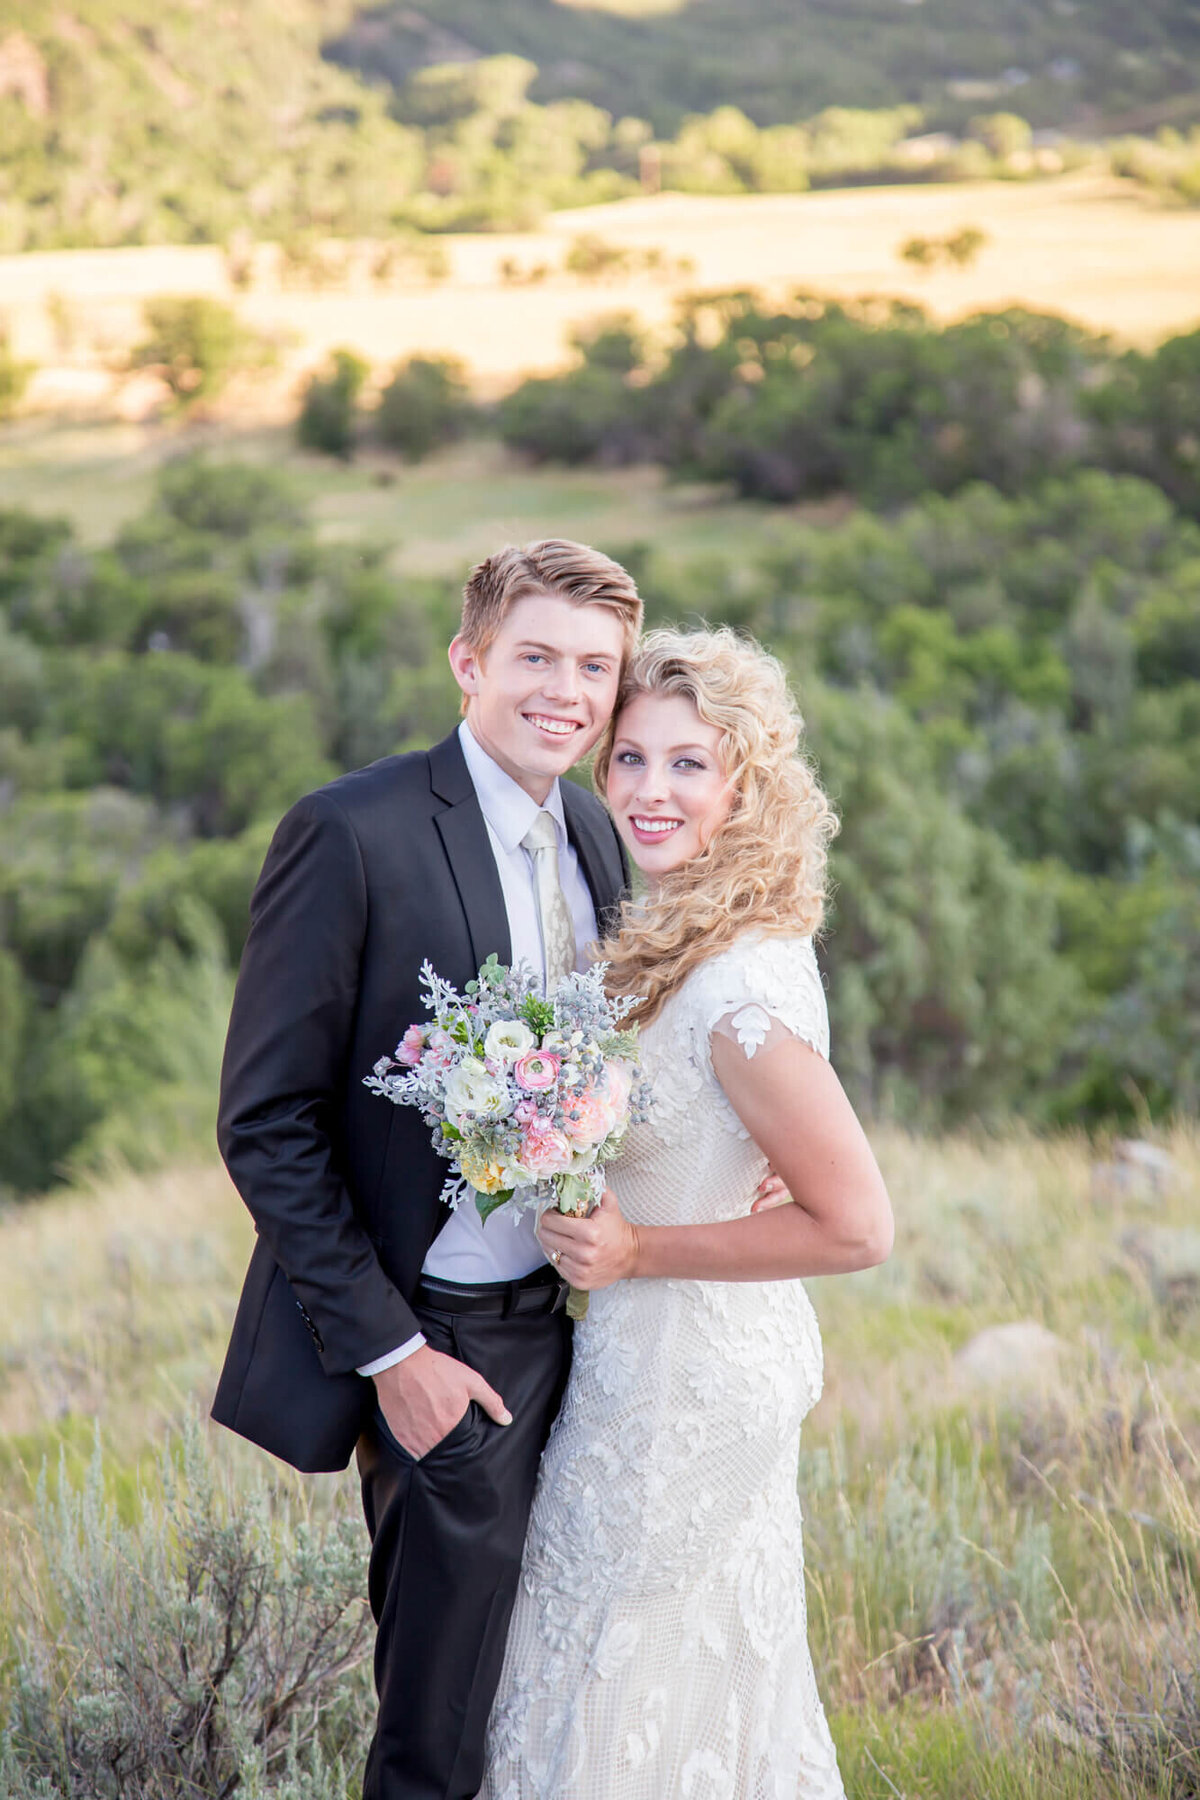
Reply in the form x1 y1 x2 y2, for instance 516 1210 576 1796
954 1320 1069 1390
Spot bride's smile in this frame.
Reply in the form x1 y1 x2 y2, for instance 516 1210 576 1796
605 691 736 879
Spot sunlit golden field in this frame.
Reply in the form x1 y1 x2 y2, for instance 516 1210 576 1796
2 1129 1197 1796
5 174 1200 430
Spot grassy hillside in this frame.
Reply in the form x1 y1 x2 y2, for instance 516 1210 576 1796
1 1128 1197 1793
331 0 1200 133
5 0 1200 250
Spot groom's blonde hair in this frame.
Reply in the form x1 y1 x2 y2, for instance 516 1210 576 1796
594 627 837 1026
459 539 643 668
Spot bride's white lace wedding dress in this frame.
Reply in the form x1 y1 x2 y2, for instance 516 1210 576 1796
483 932 846 1800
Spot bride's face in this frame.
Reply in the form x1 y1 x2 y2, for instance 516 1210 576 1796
605 691 735 882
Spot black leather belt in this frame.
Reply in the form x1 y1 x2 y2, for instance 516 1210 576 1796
414 1268 568 1318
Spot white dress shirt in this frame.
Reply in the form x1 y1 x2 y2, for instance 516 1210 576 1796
357 721 600 1376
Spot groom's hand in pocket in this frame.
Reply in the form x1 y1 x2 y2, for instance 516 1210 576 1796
373 1346 512 1458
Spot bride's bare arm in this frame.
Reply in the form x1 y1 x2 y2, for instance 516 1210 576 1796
537 1035 893 1289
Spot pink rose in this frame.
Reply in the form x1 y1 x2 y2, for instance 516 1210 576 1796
519 1121 572 1177
562 1082 617 1148
395 1024 428 1067
514 1051 561 1092
513 1099 540 1125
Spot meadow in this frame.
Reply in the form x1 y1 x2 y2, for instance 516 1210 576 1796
0 423 796 572
0 1127 1196 1795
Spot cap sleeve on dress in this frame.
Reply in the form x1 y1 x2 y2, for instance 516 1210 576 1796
696 934 830 1065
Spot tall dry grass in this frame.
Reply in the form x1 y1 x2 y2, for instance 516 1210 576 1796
0 1127 1196 1794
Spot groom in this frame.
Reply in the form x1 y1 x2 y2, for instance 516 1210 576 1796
212 539 642 1798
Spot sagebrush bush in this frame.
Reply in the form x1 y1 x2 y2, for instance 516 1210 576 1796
0 1420 373 1797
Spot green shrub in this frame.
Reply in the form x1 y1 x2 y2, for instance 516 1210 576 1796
297 349 371 459
156 458 305 538
376 355 471 460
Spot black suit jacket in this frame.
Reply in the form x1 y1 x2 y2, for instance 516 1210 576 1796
212 730 629 1471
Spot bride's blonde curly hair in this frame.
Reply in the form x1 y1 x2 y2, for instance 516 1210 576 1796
593 627 838 1025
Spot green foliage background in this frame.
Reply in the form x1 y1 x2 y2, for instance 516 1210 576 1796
6 290 1200 1195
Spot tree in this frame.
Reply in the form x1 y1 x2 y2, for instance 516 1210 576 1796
132 297 265 409
297 348 370 459
1079 823 1200 1116
0 331 32 419
376 356 472 459
1093 330 1200 515
968 113 1033 160
808 683 1081 1121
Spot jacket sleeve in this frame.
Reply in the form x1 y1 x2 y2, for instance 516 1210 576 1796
217 790 420 1373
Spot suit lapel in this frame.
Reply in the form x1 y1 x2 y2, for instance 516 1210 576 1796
428 732 513 973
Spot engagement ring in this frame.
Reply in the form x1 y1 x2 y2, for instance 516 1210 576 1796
550 1250 562 1266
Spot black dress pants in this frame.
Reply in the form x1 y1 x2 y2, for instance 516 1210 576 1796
357 1281 571 1800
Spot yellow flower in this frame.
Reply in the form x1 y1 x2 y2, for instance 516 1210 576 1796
460 1146 511 1195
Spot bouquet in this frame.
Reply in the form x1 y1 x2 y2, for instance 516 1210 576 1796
364 954 651 1320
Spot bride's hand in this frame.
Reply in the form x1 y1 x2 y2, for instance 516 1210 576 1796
751 1164 793 1213
537 1188 640 1291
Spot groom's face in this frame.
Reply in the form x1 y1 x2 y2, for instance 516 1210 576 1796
449 592 626 801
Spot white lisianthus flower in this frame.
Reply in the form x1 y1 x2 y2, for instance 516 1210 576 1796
444 1058 513 1127
484 1018 536 1063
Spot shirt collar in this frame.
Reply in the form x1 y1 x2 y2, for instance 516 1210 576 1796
458 721 567 855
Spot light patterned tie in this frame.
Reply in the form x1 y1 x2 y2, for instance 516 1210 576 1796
521 809 578 992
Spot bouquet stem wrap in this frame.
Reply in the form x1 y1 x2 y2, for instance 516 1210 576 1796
551 1173 600 1321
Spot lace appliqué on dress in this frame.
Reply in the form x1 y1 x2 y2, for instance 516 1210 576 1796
698 934 830 1143
697 933 830 1063
726 1003 772 1057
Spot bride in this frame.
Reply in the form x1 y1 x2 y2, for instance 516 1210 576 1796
483 627 894 1800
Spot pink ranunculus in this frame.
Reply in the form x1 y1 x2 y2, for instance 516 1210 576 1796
605 1059 633 1111
513 1050 561 1092
561 1082 617 1148
519 1121 572 1178
421 1027 457 1071
513 1098 540 1125
395 1024 428 1067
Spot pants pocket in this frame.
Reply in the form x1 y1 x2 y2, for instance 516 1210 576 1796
372 1399 476 1465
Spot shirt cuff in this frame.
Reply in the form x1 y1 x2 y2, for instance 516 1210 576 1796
357 1333 427 1377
